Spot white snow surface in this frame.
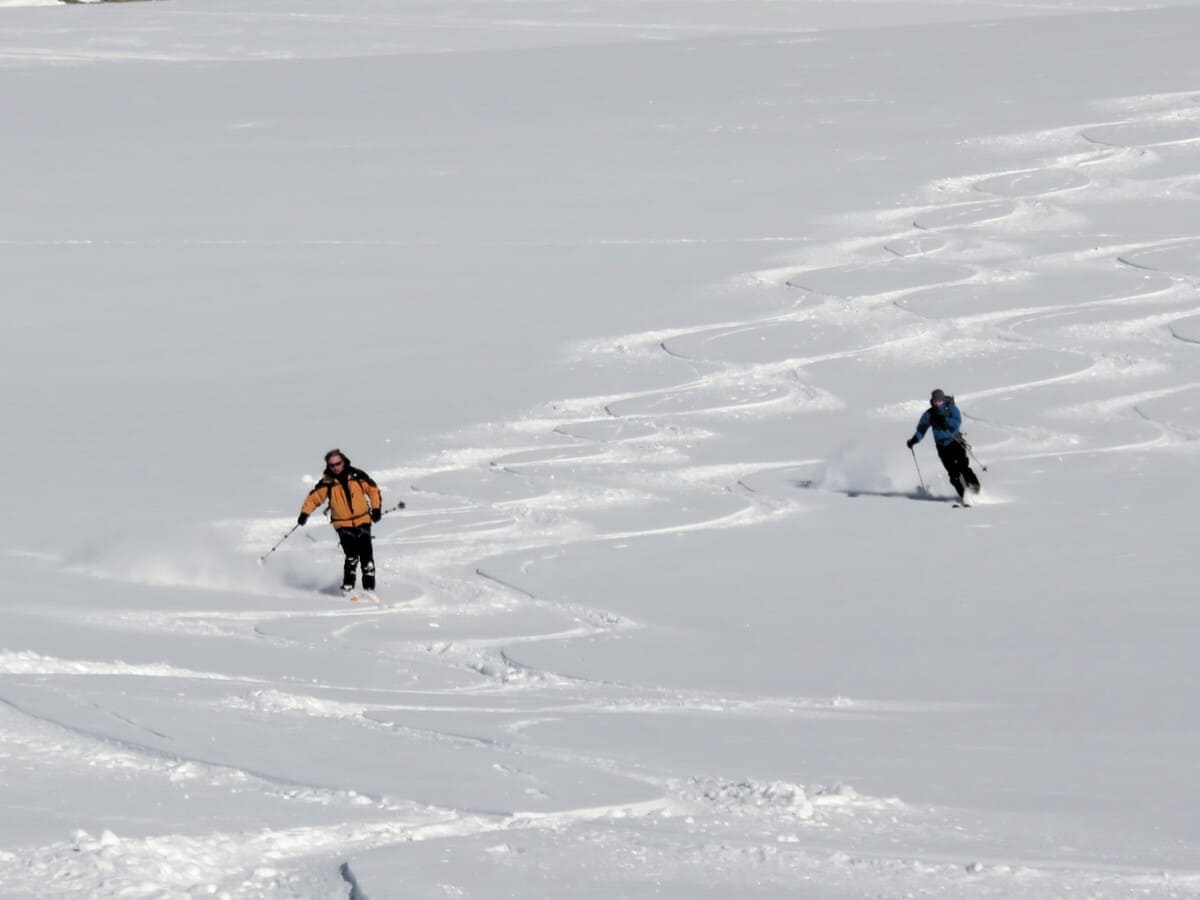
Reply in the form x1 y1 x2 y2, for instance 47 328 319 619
4 0 1200 897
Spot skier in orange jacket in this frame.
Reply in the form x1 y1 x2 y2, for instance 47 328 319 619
298 449 382 593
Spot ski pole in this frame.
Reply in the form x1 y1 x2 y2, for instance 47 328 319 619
910 447 929 495
378 501 406 517
259 523 300 565
958 437 989 472
965 445 988 472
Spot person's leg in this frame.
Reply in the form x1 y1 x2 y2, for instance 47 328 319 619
337 528 359 591
359 525 376 591
961 447 981 491
947 442 980 492
946 442 980 495
937 443 966 499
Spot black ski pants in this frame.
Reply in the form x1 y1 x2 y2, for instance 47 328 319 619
336 524 375 590
936 440 980 499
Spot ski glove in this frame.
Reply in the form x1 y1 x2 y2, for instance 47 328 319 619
906 438 917 449
297 512 309 526
370 508 382 523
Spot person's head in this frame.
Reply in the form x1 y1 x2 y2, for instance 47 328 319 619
930 388 946 408
324 448 350 474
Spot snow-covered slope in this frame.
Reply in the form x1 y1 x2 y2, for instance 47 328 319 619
3 1 1200 897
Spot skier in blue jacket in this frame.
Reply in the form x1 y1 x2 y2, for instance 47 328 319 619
906 388 980 501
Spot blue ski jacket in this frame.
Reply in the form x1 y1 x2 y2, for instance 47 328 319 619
911 401 962 447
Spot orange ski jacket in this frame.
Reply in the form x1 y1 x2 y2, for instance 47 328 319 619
301 467 382 529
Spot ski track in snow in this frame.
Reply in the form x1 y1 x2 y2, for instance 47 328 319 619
9 29 1200 900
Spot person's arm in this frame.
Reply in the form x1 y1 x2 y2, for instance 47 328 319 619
907 411 931 447
945 403 963 434
359 471 383 521
298 482 329 524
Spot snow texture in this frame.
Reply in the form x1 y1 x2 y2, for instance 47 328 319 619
3 0 1200 897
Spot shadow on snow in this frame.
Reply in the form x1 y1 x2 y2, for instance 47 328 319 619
794 480 957 503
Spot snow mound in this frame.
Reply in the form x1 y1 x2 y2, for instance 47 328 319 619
11 825 379 899
677 777 900 822
225 688 366 720
701 779 820 819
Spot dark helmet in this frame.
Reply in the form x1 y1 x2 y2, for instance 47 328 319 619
930 389 946 403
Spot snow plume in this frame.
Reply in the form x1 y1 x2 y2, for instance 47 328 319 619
814 442 908 497
62 524 314 598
